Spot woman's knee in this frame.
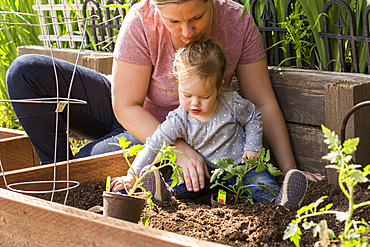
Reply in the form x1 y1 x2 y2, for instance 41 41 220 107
7 54 45 79
6 54 55 98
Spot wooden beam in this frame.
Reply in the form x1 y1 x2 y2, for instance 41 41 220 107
287 123 327 175
269 67 370 127
0 128 40 171
0 188 227 247
325 80 370 184
0 127 26 139
0 136 36 172
17 46 113 74
0 151 131 192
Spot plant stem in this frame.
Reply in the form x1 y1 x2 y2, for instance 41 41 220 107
344 183 354 238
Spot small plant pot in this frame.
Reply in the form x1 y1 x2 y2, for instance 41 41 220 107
102 191 145 223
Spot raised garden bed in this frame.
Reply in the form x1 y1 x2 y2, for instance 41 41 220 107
0 152 227 246
0 127 39 172
3 162 370 247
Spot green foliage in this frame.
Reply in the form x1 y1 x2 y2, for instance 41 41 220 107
210 148 281 204
241 0 370 73
268 2 315 69
0 0 42 130
284 125 370 246
68 135 87 156
111 136 183 225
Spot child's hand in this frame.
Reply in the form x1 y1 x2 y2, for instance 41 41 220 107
241 150 258 169
110 172 136 192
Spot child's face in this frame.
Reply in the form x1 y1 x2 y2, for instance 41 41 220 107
178 74 219 122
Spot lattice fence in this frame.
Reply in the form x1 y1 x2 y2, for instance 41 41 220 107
32 0 111 48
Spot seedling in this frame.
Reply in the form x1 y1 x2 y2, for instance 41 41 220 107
210 148 282 204
284 125 370 246
110 136 183 225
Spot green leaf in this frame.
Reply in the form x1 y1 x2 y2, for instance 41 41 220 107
364 165 370 172
235 164 246 175
335 211 350 222
312 224 320 238
297 205 309 216
170 166 183 188
284 222 302 247
142 217 149 226
257 148 266 160
284 221 299 239
264 149 271 163
210 168 224 183
211 157 234 168
322 151 340 163
255 163 266 173
343 137 359 155
302 220 315 230
321 125 340 150
321 203 333 211
350 170 368 183
128 144 144 156
117 136 131 150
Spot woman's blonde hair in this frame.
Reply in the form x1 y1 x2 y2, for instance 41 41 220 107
173 37 227 94
154 0 210 8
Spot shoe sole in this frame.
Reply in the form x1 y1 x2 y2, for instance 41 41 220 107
278 169 307 208
141 168 171 202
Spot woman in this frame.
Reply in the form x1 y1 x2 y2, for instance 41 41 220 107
6 0 323 192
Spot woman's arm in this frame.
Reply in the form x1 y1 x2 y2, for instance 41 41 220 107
236 58 324 182
112 58 159 142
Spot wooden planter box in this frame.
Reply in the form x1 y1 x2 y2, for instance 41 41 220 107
0 127 39 172
0 152 227 246
2 46 370 245
270 68 370 183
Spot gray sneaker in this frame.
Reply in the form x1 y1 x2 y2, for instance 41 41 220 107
140 165 172 202
275 169 308 209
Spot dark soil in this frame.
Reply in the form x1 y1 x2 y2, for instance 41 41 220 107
34 176 370 247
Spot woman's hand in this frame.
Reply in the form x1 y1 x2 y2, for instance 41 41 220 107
175 139 210 192
110 172 136 192
301 170 325 182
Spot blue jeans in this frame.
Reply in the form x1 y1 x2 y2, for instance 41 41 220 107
168 167 280 203
6 54 141 165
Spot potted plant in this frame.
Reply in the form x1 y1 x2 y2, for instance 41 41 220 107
103 136 183 224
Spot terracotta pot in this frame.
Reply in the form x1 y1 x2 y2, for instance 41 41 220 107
102 191 145 223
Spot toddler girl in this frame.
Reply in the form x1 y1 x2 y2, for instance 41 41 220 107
111 37 307 208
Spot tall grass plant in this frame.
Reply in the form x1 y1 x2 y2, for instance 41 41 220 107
242 0 370 72
0 0 43 129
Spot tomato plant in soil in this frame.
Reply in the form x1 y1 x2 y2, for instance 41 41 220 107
34 172 370 247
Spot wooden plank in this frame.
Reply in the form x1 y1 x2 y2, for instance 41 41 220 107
269 67 370 126
0 136 36 172
270 69 326 126
286 123 327 175
0 150 131 192
325 80 370 184
17 45 113 74
0 188 227 247
0 127 26 139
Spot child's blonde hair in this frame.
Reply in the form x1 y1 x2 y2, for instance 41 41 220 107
173 37 227 94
